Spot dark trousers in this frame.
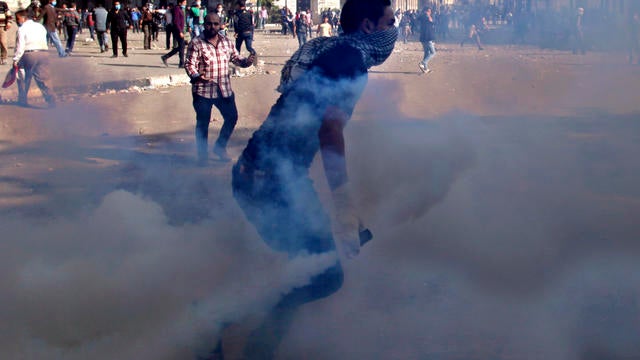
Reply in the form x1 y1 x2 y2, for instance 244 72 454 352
110 29 127 56
142 23 152 49
235 31 255 55
163 28 184 65
192 93 238 161
228 160 344 359
17 51 54 105
96 30 107 51
165 23 173 49
65 25 78 52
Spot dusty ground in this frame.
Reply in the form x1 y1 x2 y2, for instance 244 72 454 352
1 33 640 359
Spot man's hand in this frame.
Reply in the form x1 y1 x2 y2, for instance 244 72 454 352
332 182 360 259
246 53 256 66
179 31 184 38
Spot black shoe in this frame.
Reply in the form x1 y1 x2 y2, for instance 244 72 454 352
213 146 230 162
110 55 118 58
161 56 168 67
123 53 128 57
178 64 184 68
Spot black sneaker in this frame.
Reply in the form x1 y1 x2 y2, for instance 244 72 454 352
161 56 168 67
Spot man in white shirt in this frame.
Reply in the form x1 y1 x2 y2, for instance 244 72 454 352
13 9 55 107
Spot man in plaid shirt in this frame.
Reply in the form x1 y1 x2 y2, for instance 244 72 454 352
185 13 254 165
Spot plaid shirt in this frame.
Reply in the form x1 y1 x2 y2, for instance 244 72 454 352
185 35 248 99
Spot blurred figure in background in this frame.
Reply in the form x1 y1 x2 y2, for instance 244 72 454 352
0 0 12 65
628 10 639 64
572 7 586 55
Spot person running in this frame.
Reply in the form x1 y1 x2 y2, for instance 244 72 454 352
198 0 397 359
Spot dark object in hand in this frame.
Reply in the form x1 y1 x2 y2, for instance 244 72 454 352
359 228 373 246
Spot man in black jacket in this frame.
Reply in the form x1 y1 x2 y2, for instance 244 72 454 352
106 1 132 57
233 0 255 56
418 6 435 74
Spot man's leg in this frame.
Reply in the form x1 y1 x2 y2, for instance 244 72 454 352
211 94 238 159
192 93 214 164
67 26 78 53
48 31 67 57
0 27 7 64
165 23 172 49
232 168 344 359
97 30 105 51
120 30 128 56
235 34 244 53
423 40 436 69
143 23 150 49
111 31 119 56
30 53 55 107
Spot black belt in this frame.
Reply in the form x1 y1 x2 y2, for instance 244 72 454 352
24 49 46 53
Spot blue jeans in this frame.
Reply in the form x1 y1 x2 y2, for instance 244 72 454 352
297 31 307 48
47 30 66 57
235 31 255 55
231 159 343 359
192 93 238 161
421 40 436 69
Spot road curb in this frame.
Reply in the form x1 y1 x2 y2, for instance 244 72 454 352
1 73 189 103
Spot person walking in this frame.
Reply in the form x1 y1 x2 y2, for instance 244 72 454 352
160 0 186 68
13 9 56 107
41 0 66 57
106 1 132 57
93 2 108 52
418 7 436 74
629 11 640 65
258 5 267 29
187 0 205 39
203 0 397 358
572 7 586 55
233 0 255 56
0 0 12 65
86 7 95 40
184 13 254 165
316 15 332 37
294 10 309 47
164 3 173 49
141 4 153 49
62 2 80 54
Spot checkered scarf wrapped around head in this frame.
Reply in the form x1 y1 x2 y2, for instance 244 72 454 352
278 27 397 93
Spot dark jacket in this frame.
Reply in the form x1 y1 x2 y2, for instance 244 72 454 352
234 8 253 33
106 8 132 31
41 4 59 32
419 15 435 42
172 5 185 34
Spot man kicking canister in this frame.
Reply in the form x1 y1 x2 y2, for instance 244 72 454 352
199 0 397 359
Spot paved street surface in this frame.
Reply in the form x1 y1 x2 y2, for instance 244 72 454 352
2 29 640 360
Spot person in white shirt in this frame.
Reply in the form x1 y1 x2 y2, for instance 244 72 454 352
13 9 55 107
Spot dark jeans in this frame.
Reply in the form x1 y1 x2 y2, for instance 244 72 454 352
110 29 127 56
164 23 173 49
229 159 344 359
65 26 78 52
192 93 238 161
235 31 255 55
163 28 184 65
96 30 107 51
